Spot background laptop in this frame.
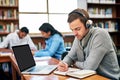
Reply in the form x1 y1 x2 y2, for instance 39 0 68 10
12 44 57 75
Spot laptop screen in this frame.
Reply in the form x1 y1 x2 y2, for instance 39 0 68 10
12 44 36 72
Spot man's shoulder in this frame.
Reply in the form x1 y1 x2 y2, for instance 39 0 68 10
7 31 17 36
93 27 108 34
26 34 30 38
23 35 31 40
91 27 110 39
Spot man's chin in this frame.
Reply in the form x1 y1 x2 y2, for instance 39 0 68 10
19 37 23 39
76 36 82 40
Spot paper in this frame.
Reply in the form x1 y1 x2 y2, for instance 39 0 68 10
34 56 51 61
54 68 80 75
66 78 79 80
0 52 12 56
66 70 96 78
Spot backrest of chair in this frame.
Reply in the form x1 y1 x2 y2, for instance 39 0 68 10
117 54 120 66
61 51 68 60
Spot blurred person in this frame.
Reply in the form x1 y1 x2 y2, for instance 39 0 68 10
34 23 66 60
0 27 37 52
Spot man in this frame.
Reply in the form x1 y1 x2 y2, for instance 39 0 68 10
0 27 37 80
0 27 37 52
57 8 120 80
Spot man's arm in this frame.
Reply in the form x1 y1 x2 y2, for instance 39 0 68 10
0 48 13 53
27 35 37 51
0 34 12 52
0 33 11 48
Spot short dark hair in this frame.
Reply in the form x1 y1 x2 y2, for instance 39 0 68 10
67 8 89 26
20 27 29 34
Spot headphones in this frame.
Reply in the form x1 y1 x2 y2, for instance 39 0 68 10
69 11 93 28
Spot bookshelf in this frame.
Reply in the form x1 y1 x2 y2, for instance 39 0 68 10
87 0 120 49
0 0 19 42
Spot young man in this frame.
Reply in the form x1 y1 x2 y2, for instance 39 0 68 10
57 8 120 80
0 27 37 52
0 27 37 80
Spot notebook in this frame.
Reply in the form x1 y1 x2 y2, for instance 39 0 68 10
54 67 96 78
12 44 57 75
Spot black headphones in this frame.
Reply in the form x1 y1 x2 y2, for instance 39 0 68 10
69 11 93 28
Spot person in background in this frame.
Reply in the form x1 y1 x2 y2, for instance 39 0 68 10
57 8 120 80
0 27 37 52
0 27 37 80
34 23 66 60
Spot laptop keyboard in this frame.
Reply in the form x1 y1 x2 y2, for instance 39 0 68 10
28 65 57 72
28 66 45 72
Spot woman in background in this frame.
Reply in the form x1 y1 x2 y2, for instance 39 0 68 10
34 23 66 60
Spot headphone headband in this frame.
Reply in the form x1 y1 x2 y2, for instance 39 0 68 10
69 11 87 20
69 10 92 28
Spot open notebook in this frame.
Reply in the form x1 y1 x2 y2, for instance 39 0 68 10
54 67 96 78
12 44 57 75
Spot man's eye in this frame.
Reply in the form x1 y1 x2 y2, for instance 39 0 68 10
75 27 80 31
71 27 81 31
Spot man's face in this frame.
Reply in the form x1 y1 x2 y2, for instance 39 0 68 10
19 31 27 39
69 18 88 40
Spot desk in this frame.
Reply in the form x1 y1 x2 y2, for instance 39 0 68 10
0 55 17 80
0 55 110 80
22 58 110 80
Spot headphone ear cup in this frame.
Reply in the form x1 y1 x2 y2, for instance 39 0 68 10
86 20 93 28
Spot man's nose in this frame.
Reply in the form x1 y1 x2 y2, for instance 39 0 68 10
72 30 77 36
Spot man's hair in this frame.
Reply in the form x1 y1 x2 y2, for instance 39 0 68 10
20 27 29 34
67 8 89 26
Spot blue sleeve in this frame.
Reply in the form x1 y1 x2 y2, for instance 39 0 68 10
34 35 62 57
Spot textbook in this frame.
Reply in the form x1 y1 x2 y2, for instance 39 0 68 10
54 68 96 79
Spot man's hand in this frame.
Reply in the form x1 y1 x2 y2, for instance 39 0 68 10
31 50 38 55
57 61 68 72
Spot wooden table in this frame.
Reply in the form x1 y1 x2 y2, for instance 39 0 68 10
22 58 110 80
0 54 17 80
0 54 110 80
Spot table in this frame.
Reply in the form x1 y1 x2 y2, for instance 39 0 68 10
22 58 110 80
0 54 17 80
0 54 110 80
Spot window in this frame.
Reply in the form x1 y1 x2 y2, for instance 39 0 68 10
19 0 47 12
19 0 77 33
19 14 48 33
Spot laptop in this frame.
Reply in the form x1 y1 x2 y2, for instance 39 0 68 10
12 44 57 75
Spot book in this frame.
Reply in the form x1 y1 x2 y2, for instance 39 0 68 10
54 68 96 79
0 52 12 56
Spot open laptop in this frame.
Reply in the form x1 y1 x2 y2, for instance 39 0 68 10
12 44 57 75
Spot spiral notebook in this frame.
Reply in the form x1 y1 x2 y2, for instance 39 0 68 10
12 44 57 75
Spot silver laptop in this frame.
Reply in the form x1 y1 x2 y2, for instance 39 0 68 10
12 44 57 75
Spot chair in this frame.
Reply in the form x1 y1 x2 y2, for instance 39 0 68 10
61 51 68 60
117 53 120 80
117 54 120 66
61 47 71 60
